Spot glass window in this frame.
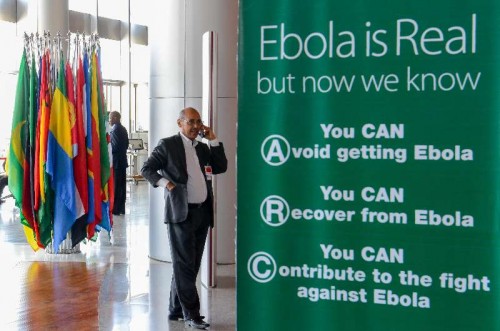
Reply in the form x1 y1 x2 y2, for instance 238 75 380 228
0 22 22 157
69 0 97 15
98 0 127 21
131 44 149 83
130 0 149 25
0 73 17 158
103 84 122 114
0 21 21 74
134 83 149 133
99 38 121 80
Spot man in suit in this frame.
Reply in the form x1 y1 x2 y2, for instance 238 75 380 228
141 107 227 329
109 111 129 215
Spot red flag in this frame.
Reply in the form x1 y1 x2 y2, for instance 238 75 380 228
66 61 88 218
34 52 53 248
86 53 103 238
70 57 91 246
33 56 44 212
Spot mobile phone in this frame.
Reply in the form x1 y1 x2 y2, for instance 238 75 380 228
198 127 206 138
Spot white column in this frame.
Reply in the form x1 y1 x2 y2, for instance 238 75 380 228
148 0 237 263
36 0 69 36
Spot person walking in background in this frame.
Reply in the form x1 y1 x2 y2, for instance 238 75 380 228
109 111 129 216
141 107 227 329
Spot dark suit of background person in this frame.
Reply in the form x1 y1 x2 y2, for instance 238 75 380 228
109 111 129 216
0 161 7 204
141 107 227 329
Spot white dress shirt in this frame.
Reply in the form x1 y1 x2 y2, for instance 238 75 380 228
156 133 220 203
180 133 207 203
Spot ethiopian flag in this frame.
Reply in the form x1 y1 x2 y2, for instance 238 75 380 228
7 50 39 251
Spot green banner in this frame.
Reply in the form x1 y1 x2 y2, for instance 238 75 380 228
237 1 500 330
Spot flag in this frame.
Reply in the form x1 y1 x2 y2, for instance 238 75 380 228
46 55 77 252
70 57 90 246
66 61 86 219
23 55 42 245
35 52 54 247
33 55 42 211
85 52 102 239
83 52 95 225
7 50 39 251
95 52 112 232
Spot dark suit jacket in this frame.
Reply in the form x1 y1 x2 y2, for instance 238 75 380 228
111 123 129 169
141 133 228 227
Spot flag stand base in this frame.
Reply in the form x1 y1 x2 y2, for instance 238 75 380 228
45 232 81 254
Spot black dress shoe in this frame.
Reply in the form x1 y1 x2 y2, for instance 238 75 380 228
168 312 184 320
185 317 210 329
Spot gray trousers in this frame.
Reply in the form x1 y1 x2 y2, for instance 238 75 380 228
167 202 210 320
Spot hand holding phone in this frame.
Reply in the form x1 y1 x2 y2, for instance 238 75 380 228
198 126 207 138
198 125 215 140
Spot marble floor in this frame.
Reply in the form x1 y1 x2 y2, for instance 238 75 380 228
0 181 235 331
